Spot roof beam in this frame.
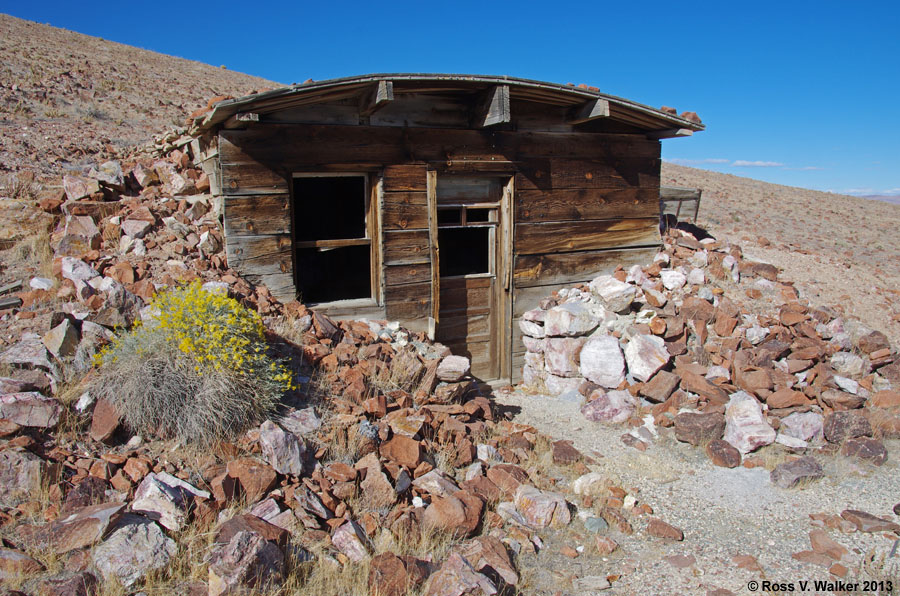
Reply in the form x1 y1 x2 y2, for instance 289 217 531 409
471 85 511 128
359 80 394 117
646 128 694 140
566 98 610 125
222 112 260 129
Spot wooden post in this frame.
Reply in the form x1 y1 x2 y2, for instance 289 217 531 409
426 170 440 326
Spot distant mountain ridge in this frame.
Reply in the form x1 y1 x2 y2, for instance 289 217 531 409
864 195 900 205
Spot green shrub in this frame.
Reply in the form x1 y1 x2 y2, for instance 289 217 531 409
91 281 293 444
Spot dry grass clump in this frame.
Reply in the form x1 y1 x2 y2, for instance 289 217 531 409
11 230 53 276
1 172 42 200
90 281 293 445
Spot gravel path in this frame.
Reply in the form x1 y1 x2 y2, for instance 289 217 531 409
494 388 900 595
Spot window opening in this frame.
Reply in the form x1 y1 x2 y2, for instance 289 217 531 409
293 175 372 303
437 205 497 277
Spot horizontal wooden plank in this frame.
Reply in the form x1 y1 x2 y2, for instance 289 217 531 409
382 192 429 230
513 247 658 288
219 125 660 170
440 277 492 314
436 313 491 344
437 176 504 202
384 262 432 287
224 234 296 302
515 218 659 255
383 230 431 265
311 301 386 321
660 186 702 200
383 164 427 192
249 273 296 302
385 281 431 320
295 238 370 249
220 161 288 195
515 188 658 223
226 234 292 274
224 195 291 236
515 158 659 191
440 276 493 290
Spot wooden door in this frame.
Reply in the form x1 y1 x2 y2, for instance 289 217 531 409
433 175 510 380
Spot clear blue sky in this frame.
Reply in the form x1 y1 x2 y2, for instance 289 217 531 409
5 1 899 196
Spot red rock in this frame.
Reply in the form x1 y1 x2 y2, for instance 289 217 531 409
679 370 729 404
639 370 680 403
457 535 518 586
559 545 579 558
841 437 887 465
226 458 277 504
808 529 849 561
791 550 832 567
732 554 762 572
674 411 725 445
460 476 501 504
594 535 618 555
840 510 900 533
680 297 716 322
380 435 424 469
424 490 483 538
89 399 121 443
830 563 849 577
766 388 811 409
823 411 872 443
486 465 529 498
424 552 496 596
551 440 583 465
369 552 410 596
647 518 684 541
215 514 289 549
870 391 900 408
705 439 741 468
123 457 151 483
325 462 357 483
858 331 890 354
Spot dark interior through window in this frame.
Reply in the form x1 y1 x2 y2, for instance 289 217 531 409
293 176 371 303
438 227 490 277
294 176 366 241
296 246 371 303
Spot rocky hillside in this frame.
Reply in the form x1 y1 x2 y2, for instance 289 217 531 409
663 162 900 346
0 14 281 175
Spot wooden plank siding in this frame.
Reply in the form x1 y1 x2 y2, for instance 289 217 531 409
381 164 432 327
218 123 664 380
508 148 662 383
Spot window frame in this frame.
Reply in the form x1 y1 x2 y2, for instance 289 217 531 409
291 172 381 306
436 202 499 279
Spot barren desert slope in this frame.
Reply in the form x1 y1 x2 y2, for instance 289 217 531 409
0 13 282 175
662 162 900 346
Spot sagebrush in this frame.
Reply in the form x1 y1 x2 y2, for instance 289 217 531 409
90 281 293 444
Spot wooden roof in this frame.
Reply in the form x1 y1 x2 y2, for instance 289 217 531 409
193 73 704 136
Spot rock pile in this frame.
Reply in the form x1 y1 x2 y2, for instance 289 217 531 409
519 229 899 475
2 136 666 594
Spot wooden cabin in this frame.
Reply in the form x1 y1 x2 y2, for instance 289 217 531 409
190 74 704 383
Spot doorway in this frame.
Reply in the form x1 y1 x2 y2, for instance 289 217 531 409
433 175 511 380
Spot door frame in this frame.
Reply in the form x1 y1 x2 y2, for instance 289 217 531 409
426 171 514 381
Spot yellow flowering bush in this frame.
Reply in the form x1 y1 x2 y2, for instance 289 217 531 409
91 281 293 444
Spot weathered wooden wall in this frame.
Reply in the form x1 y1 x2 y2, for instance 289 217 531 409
218 123 661 377
509 144 662 382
